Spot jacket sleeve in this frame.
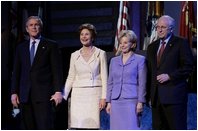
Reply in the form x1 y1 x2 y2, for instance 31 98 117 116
50 43 63 92
63 53 76 100
169 39 194 83
106 58 113 103
100 51 108 99
11 46 21 95
137 56 147 103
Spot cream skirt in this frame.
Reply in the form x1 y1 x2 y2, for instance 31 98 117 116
70 87 102 129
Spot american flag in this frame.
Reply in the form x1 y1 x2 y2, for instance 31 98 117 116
114 1 130 55
143 2 164 50
179 1 196 48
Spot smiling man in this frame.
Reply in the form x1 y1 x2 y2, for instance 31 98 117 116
11 16 63 129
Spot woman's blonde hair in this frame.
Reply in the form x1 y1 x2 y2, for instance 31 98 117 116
116 30 137 55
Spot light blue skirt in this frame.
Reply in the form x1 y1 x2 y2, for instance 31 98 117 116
110 98 140 130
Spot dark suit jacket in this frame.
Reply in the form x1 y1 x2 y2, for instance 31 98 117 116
11 37 63 103
146 35 194 105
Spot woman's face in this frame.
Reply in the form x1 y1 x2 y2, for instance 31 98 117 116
119 36 133 54
80 29 93 47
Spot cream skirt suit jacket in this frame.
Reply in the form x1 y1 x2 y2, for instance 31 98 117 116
64 46 108 128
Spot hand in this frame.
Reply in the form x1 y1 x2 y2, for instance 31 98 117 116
50 92 62 106
136 102 143 114
99 99 106 111
157 74 170 83
11 94 20 108
106 103 111 114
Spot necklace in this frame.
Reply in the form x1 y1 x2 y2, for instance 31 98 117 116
81 46 95 62
81 46 95 56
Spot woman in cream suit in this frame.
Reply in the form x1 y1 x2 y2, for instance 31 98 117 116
64 23 108 129
106 30 147 129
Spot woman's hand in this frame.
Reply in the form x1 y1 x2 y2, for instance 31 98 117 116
136 102 143 114
106 103 111 114
99 99 106 111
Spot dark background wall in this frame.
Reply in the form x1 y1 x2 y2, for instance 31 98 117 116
2 1 197 48
2 1 197 75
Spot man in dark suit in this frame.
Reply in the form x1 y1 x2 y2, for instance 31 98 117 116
11 16 63 129
146 15 194 129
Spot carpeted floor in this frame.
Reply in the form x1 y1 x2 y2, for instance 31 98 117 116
100 93 197 130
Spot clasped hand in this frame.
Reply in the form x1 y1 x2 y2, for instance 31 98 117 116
50 92 63 106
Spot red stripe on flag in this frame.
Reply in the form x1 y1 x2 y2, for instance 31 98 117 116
114 1 130 55
179 1 196 47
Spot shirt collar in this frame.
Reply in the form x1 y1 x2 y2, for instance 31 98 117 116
30 36 41 44
160 34 172 44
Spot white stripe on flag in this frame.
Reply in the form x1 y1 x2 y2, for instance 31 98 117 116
114 1 129 55
114 1 123 51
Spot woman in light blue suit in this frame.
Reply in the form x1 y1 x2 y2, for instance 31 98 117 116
106 30 147 130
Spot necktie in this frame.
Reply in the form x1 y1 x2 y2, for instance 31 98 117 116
157 41 166 66
30 41 36 65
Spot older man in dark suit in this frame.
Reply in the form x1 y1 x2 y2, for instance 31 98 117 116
146 15 194 129
11 16 63 129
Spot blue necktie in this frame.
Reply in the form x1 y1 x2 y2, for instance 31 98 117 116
30 41 36 65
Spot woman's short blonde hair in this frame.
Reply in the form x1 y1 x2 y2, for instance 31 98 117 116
118 30 137 51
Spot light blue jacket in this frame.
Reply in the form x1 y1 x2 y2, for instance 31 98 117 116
106 53 147 103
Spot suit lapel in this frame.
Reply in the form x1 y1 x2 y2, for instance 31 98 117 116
124 54 135 66
158 35 174 67
117 55 122 66
153 40 160 67
31 38 47 67
88 47 100 64
24 41 32 67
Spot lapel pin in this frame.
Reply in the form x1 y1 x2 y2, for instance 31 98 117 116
42 46 45 49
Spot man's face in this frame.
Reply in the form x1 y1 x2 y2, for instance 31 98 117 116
156 18 172 40
26 19 41 39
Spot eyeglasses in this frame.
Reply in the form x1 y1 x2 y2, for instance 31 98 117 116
155 26 169 30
